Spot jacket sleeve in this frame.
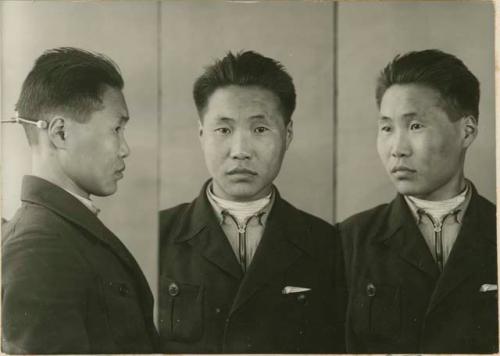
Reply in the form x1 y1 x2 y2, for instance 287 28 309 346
2 232 91 354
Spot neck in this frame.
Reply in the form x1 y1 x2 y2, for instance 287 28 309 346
413 172 466 201
32 149 90 199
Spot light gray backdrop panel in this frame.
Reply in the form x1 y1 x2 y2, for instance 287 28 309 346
159 0 336 224
336 1 495 221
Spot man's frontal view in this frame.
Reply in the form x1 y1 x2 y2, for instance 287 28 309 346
159 51 346 353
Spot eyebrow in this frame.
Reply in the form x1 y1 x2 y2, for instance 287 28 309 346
379 112 418 121
216 114 268 122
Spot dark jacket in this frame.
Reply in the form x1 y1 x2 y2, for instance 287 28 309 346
2 176 159 354
339 185 498 353
159 182 346 353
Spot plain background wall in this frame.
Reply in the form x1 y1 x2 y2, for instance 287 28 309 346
336 1 496 221
1 0 497 319
160 0 335 223
1 1 159 300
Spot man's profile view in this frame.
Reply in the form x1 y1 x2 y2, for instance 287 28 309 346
339 49 497 353
2 47 158 354
159 51 346 353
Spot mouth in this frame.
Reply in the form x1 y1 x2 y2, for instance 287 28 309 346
391 166 415 173
391 166 416 178
226 167 258 176
115 166 126 179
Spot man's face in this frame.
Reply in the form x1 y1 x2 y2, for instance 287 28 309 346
62 86 130 198
199 85 293 202
377 83 471 201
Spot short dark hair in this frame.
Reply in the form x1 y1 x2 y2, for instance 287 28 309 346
193 50 296 124
375 49 480 121
16 47 124 144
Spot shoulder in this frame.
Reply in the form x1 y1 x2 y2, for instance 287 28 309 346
159 201 194 245
276 197 333 230
471 190 496 241
276 197 334 236
338 202 390 234
3 203 74 247
2 210 89 288
3 203 91 273
159 202 192 228
475 192 496 215
336 202 392 253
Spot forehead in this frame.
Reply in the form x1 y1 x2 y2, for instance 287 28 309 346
90 86 129 123
380 84 446 118
203 85 283 122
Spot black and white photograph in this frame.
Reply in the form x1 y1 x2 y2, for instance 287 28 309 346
0 0 497 354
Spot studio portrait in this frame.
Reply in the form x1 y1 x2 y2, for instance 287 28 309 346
1 0 497 354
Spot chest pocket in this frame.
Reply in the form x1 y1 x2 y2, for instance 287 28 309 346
350 281 401 339
99 278 147 343
159 277 204 342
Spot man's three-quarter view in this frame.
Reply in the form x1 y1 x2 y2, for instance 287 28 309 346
338 49 497 354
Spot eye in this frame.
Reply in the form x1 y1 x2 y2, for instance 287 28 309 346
254 126 269 134
410 122 424 130
215 127 231 135
114 126 122 133
379 125 392 133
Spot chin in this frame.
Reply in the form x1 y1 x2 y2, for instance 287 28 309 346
393 181 423 197
91 185 118 197
224 187 262 202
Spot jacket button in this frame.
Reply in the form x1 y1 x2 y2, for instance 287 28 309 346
366 283 376 297
168 282 179 296
118 283 129 296
297 293 307 303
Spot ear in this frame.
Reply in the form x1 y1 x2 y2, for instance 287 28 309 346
285 120 294 150
47 116 67 149
197 119 205 147
198 120 203 137
461 115 477 149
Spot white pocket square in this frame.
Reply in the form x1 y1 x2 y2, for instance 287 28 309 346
282 286 311 294
479 284 497 292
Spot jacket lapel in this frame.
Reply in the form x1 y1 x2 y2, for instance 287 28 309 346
229 195 307 315
427 186 495 313
376 195 440 280
173 182 243 280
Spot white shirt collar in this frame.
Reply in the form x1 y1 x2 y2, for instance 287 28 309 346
63 189 100 215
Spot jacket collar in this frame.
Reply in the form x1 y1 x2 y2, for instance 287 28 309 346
427 183 496 312
21 175 108 240
173 180 313 255
372 182 495 311
20 175 155 311
373 193 441 279
172 180 315 313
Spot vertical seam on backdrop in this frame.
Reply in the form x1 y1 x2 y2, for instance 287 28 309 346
332 1 338 223
155 0 162 327
0 3 3 225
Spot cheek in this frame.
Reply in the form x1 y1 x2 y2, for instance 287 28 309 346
376 137 388 161
416 136 447 166
202 140 226 167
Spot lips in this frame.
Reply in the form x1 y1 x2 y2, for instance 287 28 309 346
227 167 257 176
115 166 126 179
391 166 415 174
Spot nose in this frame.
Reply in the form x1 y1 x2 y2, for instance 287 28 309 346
390 130 411 158
230 131 251 160
119 135 130 158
